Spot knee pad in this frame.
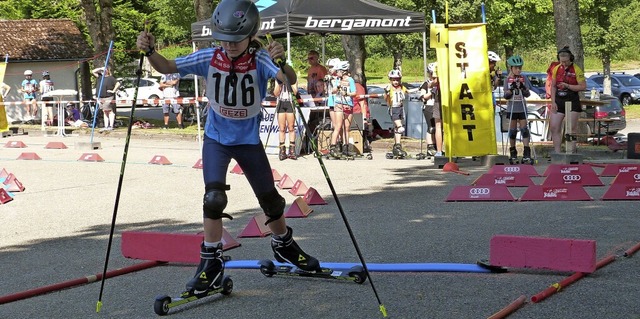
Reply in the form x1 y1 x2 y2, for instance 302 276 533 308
508 128 518 140
257 188 285 225
395 125 405 134
520 127 530 139
565 134 577 141
427 126 436 134
203 183 232 220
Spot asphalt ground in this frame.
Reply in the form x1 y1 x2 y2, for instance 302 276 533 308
0 128 639 319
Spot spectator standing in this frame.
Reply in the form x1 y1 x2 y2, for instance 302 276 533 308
19 70 38 120
305 50 327 97
40 71 56 126
273 79 298 160
549 46 586 154
92 67 120 130
136 0 321 294
160 73 184 129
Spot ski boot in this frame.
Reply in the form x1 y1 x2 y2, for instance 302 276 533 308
278 144 287 161
393 143 407 158
288 143 297 160
271 226 321 272
509 146 518 164
521 146 532 164
185 243 225 293
329 144 341 159
426 144 437 157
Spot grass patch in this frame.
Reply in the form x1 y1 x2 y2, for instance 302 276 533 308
625 104 640 120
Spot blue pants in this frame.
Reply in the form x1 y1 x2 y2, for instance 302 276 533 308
202 136 275 197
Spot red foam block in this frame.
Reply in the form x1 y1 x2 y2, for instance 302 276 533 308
0 168 8 179
5 140 27 148
601 184 640 200
600 164 640 177
472 173 535 187
303 187 327 205
541 172 603 186
78 153 104 162
288 179 309 196
445 185 516 202
610 170 640 185
3 174 25 192
284 197 314 218
277 174 294 190
272 169 282 182
519 185 592 201
490 235 596 273
149 155 172 165
45 142 67 149
488 164 540 176
121 229 240 264
0 188 13 204
230 163 243 174
192 158 203 169
237 213 272 238
17 152 41 160
542 164 597 176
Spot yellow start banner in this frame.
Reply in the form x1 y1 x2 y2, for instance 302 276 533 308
0 62 8 132
430 23 496 157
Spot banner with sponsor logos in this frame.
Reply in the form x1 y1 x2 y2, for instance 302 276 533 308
0 62 8 132
430 23 496 157
191 0 425 41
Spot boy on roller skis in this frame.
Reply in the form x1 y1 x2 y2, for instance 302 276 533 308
383 69 408 158
503 55 532 164
136 0 321 295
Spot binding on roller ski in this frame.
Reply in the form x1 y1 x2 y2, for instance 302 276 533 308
259 260 367 284
153 243 233 315
503 55 537 165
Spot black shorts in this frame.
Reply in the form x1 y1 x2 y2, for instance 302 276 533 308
41 96 54 107
507 112 526 120
390 106 404 121
555 94 582 113
277 100 294 114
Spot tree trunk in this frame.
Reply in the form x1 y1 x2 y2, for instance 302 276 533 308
80 0 115 66
341 35 367 87
602 54 611 95
553 0 584 70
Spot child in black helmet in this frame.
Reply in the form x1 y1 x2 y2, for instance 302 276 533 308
503 55 532 164
137 0 321 294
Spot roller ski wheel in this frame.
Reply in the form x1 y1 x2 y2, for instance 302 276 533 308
386 152 406 159
258 259 367 284
153 275 233 316
365 153 373 160
415 153 428 160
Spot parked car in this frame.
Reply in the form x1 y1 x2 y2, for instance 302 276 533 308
117 77 164 107
581 94 626 136
521 72 547 96
588 73 640 106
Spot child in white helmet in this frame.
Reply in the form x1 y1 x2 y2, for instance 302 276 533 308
384 69 408 158
40 71 55 125
329 60 356 159
20 70 39 120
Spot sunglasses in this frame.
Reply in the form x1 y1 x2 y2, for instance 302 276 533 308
307 57 316 60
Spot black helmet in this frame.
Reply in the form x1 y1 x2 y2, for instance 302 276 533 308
211 0 260 42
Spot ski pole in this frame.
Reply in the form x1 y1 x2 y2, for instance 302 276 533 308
266 34 388 318
96 21 149 313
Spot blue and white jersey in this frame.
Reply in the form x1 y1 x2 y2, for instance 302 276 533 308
176 46 278 145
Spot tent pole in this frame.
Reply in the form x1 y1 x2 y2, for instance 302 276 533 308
422 32 428 82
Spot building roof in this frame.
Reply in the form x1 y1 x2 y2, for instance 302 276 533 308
0 19 93 62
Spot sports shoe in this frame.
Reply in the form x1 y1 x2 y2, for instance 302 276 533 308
288 145 297 160
186 243 224 293
271 226 320 272
278 145 287 161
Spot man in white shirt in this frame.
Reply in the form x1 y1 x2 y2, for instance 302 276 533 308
160 73 183 129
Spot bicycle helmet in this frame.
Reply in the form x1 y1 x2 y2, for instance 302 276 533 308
427 62 437 73
210 0 259 42
326 58 341 69
488 51 501 62
388 69 402 79
507 55 524 67
24 70 33 76
335 60 350 71
42 71 50 76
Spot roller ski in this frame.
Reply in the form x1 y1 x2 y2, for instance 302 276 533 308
416 144 436 160
154 243 232 316
508 146 518 165
520 146 533 165
259 259 367 284
326 144 354 160
386 143 408 159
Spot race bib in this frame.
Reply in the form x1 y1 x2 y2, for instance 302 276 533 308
206 49 261 119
